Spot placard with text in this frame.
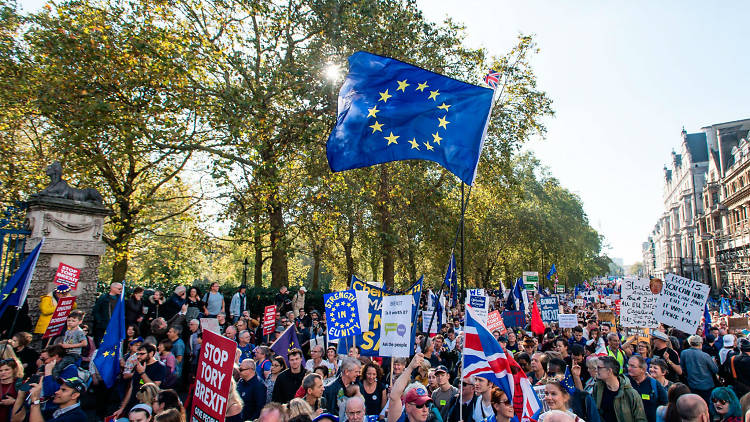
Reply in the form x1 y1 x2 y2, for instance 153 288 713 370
42 296 76 339
53 263 80 290
655 273 709 334
190 330 236 422
263 305 276 336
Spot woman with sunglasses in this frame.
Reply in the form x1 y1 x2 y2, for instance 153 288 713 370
483 386 517 422
710 387 742 422
265 356 287 403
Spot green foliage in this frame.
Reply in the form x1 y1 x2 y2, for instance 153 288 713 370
1 0 612 292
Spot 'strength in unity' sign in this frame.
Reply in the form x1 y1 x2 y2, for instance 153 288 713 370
324 289 362 340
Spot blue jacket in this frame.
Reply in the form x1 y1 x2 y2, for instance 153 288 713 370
680 347 718 391
238 374 267 420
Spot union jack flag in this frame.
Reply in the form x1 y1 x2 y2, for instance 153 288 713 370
484 69 501 88
463 307 542 422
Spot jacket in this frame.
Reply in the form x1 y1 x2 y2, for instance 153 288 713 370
125 297 143 325
292 293 305 313
230 292 246 317
93 293 117 331
592 375 647 422
34 294 77 334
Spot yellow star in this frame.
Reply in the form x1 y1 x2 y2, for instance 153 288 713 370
437 103 451 111
438 115 450 129
428 89 440 100
370 121 383 133
367 105 380 118
396 79 410 92
409 138 420 150
432 132 442 145
384 132 399 145
378 89 392 102
423 142 434 151
416 82 429 92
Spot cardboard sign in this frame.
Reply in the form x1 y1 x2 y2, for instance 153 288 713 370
263 305 276 336
597 310 615 324
502 310 526 328
623 327 651 344
53 263 80 290
466 290 488 326
200 318 221 334
191 330 235 422
575 299 585 307
539 296 560 324
620 277 658 328
728 317 749 330
533 385 551 413
42 296 76 339
558 313 578 328
655 273 710 334
379 295 413 357
487 310 506 333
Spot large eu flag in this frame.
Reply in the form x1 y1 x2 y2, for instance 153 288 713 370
327 52 494 185
92 290 125 388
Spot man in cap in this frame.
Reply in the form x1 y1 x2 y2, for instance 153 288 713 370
719 334 737 365
651 330 682 383
388 353 432 422
680 335 717 404
28 377 88 422
431 365 457 420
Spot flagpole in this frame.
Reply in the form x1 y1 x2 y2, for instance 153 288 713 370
460 182 465 298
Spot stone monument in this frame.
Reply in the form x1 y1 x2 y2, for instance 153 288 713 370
24 161 110 329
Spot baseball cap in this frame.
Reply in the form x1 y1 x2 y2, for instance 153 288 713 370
313 413 339 422
652 331 669 342
724 334 736 348
741 338 750 352
403 385 433 406
434 365 449 374
300 286 308 292
55 284 71 293
129 336 144 345
57 377 86 394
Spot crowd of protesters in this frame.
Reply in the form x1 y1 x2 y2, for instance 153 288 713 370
1 279 749 422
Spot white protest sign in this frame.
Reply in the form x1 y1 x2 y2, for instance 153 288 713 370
655 273 710 334
620 277 658 328
575 299 585 307
558 314 579 328
355 290 369 332
200 318 221 334
380 295 413 357
466 290 488 326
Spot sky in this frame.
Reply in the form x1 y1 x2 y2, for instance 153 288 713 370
17 0 750 265
415 1 750 265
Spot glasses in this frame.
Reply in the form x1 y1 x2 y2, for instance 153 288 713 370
462 383 473 387
239 367 251 372
712 399 727 405
499 400 512 406
411 403 427 409
137 352 147 356
596 366 608 371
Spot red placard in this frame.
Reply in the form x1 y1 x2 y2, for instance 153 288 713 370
487 310 507 334
53 263 80 290
263 305 276 336
190 329 236 422
42 296 77 339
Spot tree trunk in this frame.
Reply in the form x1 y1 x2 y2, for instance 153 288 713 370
312 250 320 290
112 250 128 284
377 166 395 289
344 221 355 286
269 199 288 288
253 222 263 288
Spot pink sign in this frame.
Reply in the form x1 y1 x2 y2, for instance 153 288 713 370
263 305 276 336
487 310 507 334
43 296 76 339
191 330 236 422
53 263 80 290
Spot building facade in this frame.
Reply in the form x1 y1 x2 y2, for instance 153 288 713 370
645 119 750 294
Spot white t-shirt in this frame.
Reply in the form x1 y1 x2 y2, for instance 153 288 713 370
473 397 493 422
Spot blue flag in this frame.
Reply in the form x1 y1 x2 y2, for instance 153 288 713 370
720 297 733 316
92 288 125 388
327 52 495 185
324 290 362 340
562 367 576 394
546 264 557 280
504 284 516 311
513 277 525 313
0 239 43 320
270 325 306 367
704 303 712 336
443 253 457 307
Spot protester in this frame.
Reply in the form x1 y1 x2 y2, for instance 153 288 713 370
230 285 248 323
301 373 326 414
432 365 458 420
657 382 690 422
27 376 88 422
12 331 38 377
93 282 123 343
387 353 430 422
266 356 287 403
0 357 21 421
225 379 245 422
591 356 647 422
154 408 184 422
679 335 718 404
128 404 153 422
538 381 581 422
238 358 267 420
153 389 185 419
126 287 145 326
675 393 709 422
626 355 667 422
114 343 167 418
709 387 742 422
647 358 672 391
185 287 207 321
273 348 307 403
34 285 76 336
360 363 386 418
324 357 362 415
651 332 681 384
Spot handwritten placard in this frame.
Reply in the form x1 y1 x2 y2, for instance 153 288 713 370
655 273 710 334
558 313 579 328
620 277 658 328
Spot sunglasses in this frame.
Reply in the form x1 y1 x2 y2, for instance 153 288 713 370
412 403 427 409
712 398 727 405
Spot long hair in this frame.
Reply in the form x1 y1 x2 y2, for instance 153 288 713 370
710 386 742 418
664 383 691 422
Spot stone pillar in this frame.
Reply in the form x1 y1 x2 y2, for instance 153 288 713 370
24 196 110 330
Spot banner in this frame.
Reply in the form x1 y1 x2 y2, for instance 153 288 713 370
379 295 413 357
53 263 80 290
575 299 585 308
191 330 235 422
539 296 559 324
42 296 76 339
654 273 710 334
620 277 658 328
466 290 488 326
557 314 578 328
324 290 362 340
262 305 276 336
349 277 422 356
502 310 526 328
487 310 506 333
